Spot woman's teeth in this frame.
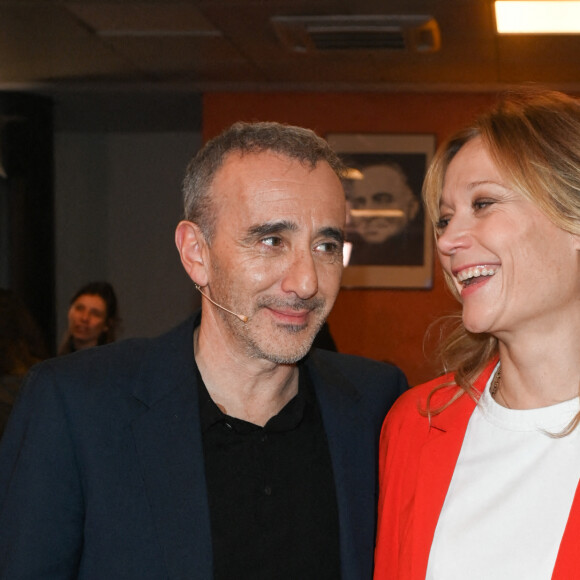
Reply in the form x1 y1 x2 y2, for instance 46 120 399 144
457 266 498 284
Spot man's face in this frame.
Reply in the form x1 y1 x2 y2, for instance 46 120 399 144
201 150 346 364
349 164 419 244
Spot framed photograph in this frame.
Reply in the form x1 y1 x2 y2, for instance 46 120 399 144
327 133 436 289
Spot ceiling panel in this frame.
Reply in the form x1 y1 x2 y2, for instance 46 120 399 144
0 0 577 92
497 35 580 84
0 4 133 83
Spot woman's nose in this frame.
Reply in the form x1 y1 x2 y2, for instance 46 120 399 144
436 217 471 256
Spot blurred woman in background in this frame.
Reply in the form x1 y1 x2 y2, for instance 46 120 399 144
58 281 120 355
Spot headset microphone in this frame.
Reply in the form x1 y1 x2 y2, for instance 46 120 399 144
194 284 249 323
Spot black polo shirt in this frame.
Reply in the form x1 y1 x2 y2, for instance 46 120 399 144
198 364 341 579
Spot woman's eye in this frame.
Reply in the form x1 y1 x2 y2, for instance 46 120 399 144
435 216 450 231
473 199 494 211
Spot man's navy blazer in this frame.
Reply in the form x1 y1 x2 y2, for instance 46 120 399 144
0 315 407 579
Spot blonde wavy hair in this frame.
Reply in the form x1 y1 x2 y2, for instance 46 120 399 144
423 87 580 417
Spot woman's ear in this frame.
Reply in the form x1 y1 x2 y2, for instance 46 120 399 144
175 220 209 286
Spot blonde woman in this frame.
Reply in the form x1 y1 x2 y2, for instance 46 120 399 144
375 88 580 580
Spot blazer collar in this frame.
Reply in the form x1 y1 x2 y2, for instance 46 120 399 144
132 314 199 408
130 313 213 579
409 359 497 578
304 352 377 580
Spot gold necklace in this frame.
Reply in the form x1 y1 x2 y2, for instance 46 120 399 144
490 366 511 408
490 366 501 397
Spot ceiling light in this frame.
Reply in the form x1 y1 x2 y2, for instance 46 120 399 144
495 1 580 33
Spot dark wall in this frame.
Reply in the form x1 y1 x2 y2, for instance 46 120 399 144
0 93 55 353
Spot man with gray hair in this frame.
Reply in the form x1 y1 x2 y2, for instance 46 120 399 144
0 121 407 579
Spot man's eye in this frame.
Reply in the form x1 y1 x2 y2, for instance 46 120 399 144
316 241 342 254
261 236 282 247
372 192 394 205
349 197 366 209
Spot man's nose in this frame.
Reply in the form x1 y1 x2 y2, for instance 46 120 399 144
281 249 318 299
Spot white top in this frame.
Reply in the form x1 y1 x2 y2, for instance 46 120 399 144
426 366 580 580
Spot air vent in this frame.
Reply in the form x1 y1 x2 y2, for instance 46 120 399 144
272 15 440 53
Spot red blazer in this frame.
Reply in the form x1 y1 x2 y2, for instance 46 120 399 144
374 359 580 579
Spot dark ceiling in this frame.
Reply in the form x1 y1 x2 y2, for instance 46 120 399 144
3 0 580 94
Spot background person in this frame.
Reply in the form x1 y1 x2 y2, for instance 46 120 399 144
58 281 120 355
374 88 580 580
0 121 407 579
0 289 47 438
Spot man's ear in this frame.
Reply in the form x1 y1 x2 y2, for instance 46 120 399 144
175 220 209 286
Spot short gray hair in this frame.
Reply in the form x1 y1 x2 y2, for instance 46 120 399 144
182 121 346 242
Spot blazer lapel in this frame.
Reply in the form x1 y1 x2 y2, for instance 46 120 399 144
551 473 580 578
131 317 213 580
409 362 496 578
409 395 476 578
306 354 378 580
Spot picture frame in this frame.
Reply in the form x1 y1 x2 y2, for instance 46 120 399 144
327 133 436 289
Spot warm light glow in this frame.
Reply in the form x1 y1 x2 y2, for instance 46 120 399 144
349 209 405 218
495 1 580 33
342 241 352 267
343 167 364 180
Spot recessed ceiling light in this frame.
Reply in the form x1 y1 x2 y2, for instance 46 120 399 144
495 1 580 33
